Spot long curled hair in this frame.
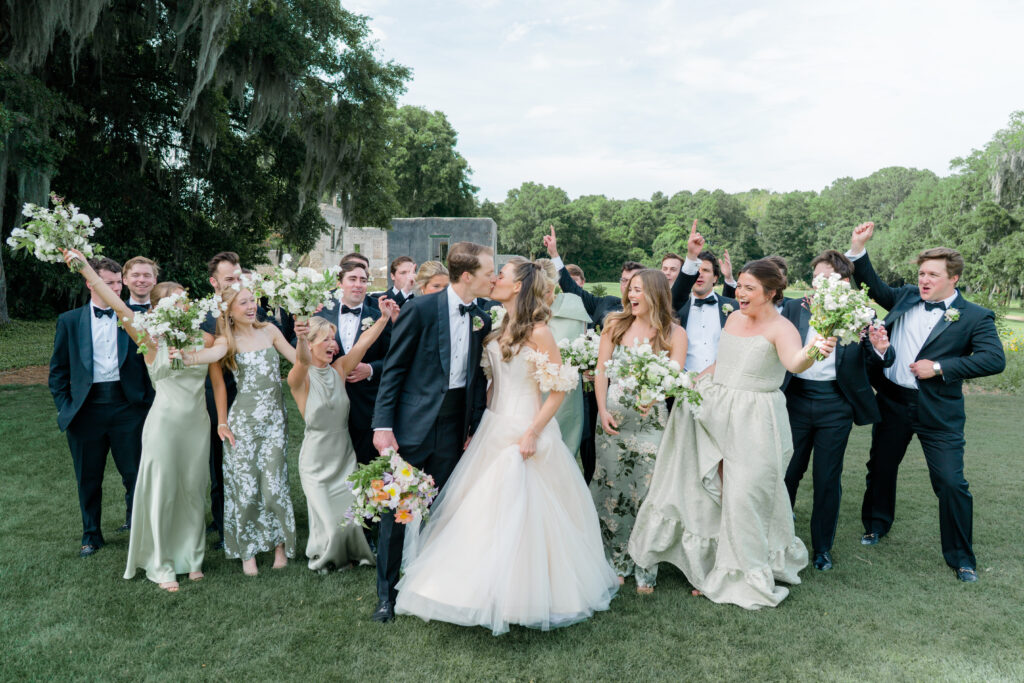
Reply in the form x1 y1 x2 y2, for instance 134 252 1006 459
604 269 675 353
487 258 552 361
215 286 267 372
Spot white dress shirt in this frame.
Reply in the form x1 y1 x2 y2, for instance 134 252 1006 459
392 286 413 301
796 324 838 381
684 295 723 373
91 305 120 383
447 286 473 389
337 302 363 354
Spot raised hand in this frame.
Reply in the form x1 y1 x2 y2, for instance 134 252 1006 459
543 225 559 259
686 219 705 260
721 249 733 281
868 322 890 355
292 318 311 339
851 221 875 253
60 247 88 272
379 297 400 323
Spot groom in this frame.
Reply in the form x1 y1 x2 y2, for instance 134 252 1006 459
370 241 496 622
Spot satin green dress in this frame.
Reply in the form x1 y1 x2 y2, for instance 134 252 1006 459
548 293 590 457
124 345 210 584
298 365 374 571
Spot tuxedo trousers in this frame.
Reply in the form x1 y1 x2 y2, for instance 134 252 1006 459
863 383 973 569
65 383 146 547
377 390 466 602
783 381 854 553
205 379 237 538
580 390 597 484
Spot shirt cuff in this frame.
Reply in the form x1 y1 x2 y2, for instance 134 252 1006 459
873 347 886 360
551 256 565 271
366 364 373 379
682 258 700 276
846 248 866 260
373 427 392 432
724 278 737 287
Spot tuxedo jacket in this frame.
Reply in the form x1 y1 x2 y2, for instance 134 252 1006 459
672 272 738 328
368 290 414 309
558 268 617 328
779 297 894 426
314 300 391 441
49 304 154 432
852 253 1005 430
370 291 491 450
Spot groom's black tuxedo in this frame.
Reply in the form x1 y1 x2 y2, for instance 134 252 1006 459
49 304 153 547
779 297 893 554
315 300 391 464
371 289 491 603
852 252 1005 569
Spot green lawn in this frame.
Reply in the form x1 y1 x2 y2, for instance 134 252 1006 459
2 384 1022 680
0 319 57 371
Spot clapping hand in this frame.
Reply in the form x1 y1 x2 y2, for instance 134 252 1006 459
686 220 705 260
851 221 875 252
543 225 559 259
868 322 890 355
378 297 400 323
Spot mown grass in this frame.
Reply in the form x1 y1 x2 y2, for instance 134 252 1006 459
0 319 56 371
1 383 1022 681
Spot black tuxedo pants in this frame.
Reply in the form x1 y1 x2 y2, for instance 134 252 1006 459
65 385 146 547
863 388 973 569
784 384 854 553
376 394 466 603
580 390 598 484
205 381 237 539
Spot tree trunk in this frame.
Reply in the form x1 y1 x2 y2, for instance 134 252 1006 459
0 146 10 325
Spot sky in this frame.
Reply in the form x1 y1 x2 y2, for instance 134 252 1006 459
347 0 1024 202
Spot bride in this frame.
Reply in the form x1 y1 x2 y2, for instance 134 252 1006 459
394 259 619 635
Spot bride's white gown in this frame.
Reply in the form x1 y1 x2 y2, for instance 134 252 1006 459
394 340 619 635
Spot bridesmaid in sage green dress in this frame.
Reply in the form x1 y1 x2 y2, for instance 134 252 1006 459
591 269 686 594
62 250 228 592
211 285 299 576
544 280 591 457
287 302 396 572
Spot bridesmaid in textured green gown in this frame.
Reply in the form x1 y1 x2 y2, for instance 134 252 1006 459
211 285 299 576
63 250 228 592
545 284 590 457
287 305 396 572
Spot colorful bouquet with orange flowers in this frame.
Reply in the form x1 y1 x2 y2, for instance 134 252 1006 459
343 448 438 528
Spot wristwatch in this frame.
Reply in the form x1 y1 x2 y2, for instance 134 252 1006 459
932 361 942 376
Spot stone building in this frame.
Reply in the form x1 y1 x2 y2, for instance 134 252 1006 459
386 217 497 286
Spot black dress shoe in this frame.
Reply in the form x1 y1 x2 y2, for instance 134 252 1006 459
371 599 395 623
860 532 880 546
813 551 833 571
79 544 100 558
116 523 131 533
955 567 979 583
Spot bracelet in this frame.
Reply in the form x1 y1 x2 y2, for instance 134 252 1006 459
218 423 228 428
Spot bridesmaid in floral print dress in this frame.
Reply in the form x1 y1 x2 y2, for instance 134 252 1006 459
211 285 299 576
591 270 686 594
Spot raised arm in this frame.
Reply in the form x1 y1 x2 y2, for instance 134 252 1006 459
847 222 901 311
334 299 397 376
287 323 313 416
671 220 702 312
544 224 602 316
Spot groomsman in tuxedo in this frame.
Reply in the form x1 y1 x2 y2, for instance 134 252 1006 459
660 252 684 286
370 242 495 622
315 260 392 464
369 256 417 309
121 256 159 311
781 250 895 571
49 256 154 557
847 222 1005 582
340 253 379 310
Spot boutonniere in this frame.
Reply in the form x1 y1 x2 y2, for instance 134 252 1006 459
944 308 960 323
472 315 485 332
489 307 506 327
361 316 374 331
721 303 734 314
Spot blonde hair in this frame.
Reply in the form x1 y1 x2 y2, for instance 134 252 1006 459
488 258 551 362
216 287 267 372
414 261 449 293
150 282 184 308
605 269 675 353
122 256 160 279
305 317 337 346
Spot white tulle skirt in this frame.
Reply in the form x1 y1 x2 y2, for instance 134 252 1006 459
394 408 620 635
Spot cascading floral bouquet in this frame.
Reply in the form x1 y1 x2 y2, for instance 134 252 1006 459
261 254 341 321
558 329 601 391
127 292 223 369
6 194 103 272
604 339 702 411
804 272 877 361
344 448 438 527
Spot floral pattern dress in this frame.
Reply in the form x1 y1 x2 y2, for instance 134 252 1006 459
590 345 667 588
223 346 296 560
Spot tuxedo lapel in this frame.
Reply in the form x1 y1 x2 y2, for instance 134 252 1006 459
353 303 379 343
465 305 486 385
798 304 811 339
919 292 964 357
117 326 129 367
77 306 94 375
884 290 921 330
678 303 690 327
437 293 451 380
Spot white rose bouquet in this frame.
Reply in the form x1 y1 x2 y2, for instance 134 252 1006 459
558 329 600 390
805 272 877 361
261 254 341 321
344 448 438 527
127 292 223 369
6 193 103 272
604 339 702 411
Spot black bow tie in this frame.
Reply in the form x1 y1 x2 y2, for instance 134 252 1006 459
924 301 947 312
128 303 150 312
93 307 114 319
341 305 362 316
458 302 477 316
693 297 717 307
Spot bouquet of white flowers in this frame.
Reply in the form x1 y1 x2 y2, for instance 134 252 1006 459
261 254 341 321
604 339 701 411
127 292 223 369
344 448 438 527
558 329 601 391
805 272 877 361
6 194 103 272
